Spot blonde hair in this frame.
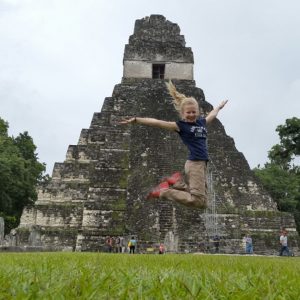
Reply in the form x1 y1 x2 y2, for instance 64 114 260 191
165 80 199 117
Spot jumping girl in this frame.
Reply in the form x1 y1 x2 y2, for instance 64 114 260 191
120 81 228 209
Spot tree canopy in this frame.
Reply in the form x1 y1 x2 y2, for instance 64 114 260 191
254 117 300 232
0 117 45 234
268 117 300 169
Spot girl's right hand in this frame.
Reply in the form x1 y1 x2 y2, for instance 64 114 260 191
119 117 136 125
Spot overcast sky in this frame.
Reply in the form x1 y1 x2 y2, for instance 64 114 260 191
1 0 299 174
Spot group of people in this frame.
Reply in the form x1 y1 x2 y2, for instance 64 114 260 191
105 236 167 254
105 236 124 253
104 232 292 255
105 236 137 254
242 229 292 256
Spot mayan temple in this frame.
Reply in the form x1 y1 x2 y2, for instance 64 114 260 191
16 15 299 254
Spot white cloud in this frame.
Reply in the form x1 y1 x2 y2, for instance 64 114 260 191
0 0 299 174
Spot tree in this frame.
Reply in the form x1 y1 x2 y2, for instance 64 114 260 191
268 117 300 169
254 164 299 211
0 117 46 234
254 117 300 233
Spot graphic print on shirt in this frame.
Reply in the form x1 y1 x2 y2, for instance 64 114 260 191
190 125 207 138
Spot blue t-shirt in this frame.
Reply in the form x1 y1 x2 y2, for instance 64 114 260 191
176 118 208 161
130 239 136 246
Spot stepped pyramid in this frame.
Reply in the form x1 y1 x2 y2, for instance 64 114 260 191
18 15 299 254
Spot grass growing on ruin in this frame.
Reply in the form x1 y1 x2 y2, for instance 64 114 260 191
0 253 300 299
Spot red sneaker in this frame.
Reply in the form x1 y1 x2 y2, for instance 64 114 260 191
166 172 182 185
147 181 169 199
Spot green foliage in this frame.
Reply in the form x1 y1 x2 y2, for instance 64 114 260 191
0 117 46 234
0 118 8 136
268 117 300 169
0 213 18 234
0 253 299 299
254 164 299 211
254 117 300 233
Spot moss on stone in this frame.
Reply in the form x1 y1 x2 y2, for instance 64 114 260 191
112 196 126 210
242 211 282 218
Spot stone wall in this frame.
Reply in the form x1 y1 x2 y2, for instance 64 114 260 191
123 61 193 80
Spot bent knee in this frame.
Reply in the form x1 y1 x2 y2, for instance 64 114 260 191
191 195 207 209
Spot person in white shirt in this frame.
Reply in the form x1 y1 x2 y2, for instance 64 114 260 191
279 230 290 256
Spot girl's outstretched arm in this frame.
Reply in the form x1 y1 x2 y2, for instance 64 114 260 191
205 100 228 124
119 117 179 131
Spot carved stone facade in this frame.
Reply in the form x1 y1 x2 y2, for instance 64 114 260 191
17 15 299 254
123 15 193 80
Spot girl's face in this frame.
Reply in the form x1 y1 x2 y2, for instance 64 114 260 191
182 104 198 123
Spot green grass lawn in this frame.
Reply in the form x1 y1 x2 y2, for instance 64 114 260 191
0 253 299 299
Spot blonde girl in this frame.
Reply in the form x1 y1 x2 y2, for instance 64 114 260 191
120 81 228 208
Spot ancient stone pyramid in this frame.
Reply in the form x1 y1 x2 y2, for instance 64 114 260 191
18 15 299 254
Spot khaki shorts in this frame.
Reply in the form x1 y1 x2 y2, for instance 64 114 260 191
160 160 208 208
184 160 207 197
